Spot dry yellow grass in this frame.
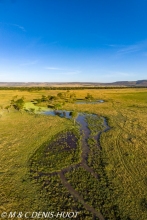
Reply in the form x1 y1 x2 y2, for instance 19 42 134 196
0 88 147 219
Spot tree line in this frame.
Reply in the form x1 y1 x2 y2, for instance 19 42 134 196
0 86 147 91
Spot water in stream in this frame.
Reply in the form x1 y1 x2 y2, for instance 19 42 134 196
75 100 104 104
43 110 72 118
42 110 110 150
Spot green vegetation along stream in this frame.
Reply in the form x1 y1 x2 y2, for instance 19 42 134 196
29 111 115 219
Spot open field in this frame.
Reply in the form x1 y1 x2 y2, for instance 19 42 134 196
0 88 147 219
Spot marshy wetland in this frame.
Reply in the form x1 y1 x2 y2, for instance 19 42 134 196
0 88 147 219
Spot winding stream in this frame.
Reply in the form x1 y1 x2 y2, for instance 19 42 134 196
43 110 110 149
37 110 110 219
41 110 110 176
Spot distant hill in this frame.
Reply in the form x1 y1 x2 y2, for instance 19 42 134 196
0 80 147 87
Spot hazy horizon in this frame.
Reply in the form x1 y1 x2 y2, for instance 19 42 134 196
0 79 147 84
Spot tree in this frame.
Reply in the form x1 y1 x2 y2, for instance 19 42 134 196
41 95 48 102
70 111 78 125
49 96 58 101
12 98 25 111
57 92 65 99
66 90 70 98
69 93 76 102
54 103 62 110
47 95 51 101
85 93 94 101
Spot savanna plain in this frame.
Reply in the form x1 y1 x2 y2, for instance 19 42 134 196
0 88 147 220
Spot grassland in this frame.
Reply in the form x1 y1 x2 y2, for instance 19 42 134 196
0 88 147 219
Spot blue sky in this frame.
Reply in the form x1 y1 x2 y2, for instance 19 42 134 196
0 0 147 82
